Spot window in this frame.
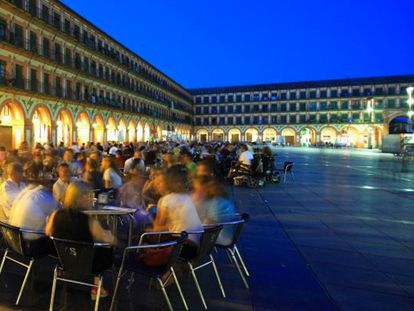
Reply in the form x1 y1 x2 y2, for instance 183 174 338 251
271 104 277 112
280 104 287 112
329 101 338 110
319 114 328 123
219 117 225 125
42 38 50 58
320 90 327 98
352 88 360 97
211 96 217 103
374 87 383 96
42 5 50 23
351 100 361 110
387 99 396 108
13 24 24 48
244 116 250 124
352 113 360 122
375 113 383 122
262 104 268 112
289 103 296 111
308 114 317 123
203 106 209 114
235 105 242 113
244 105 251 113
53 12 61 29
219 106 225 114
28 0 37 16
203 96 209 104
340 89 349 97
244 94 250 101
253 93 260 101
195 118 201 125
262 94 269 101
309 91 317 99
340 101 349 110
64 19 71 34
280 115 287 123
253 116 259 124
289 91 296 99
74 25 81 41
211 106 218 114
228 95 234 102
83 57 89 73
29 31 37 53
15 64 23 88
363 87 372 96
253 105 260 112
330 90 338 98
319 102 327 111
309 102 317 111
55 43 62 63
30 69 37 92
211 118 217 125
236 116 242 124
299 115 306 123
64 48 72 67
271 115 277 124
280 92 287 100
219 95 225 102
236 95 242 102
195 107 201 114
299 103 306 111
65 80 72 98
387 87 396 95
43 73 50 94
55 77 62 97
228 106 234 113
75 53 81 70
299 91 307 99
195 97 201 104
330 114 338 123
228 117 234 125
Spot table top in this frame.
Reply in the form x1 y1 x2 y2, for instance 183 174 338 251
83 205 136 215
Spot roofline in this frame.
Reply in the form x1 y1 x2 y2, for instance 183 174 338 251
189 74 414 95
56 0 191 97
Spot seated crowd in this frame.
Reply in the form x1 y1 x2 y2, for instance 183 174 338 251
0 140 268 301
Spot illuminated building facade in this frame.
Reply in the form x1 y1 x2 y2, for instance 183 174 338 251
0 0 193 149
191 75 414 148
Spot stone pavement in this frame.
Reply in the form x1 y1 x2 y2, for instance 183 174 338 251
1 147 414 310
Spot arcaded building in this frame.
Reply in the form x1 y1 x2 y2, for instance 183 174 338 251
191 75 414 148
0 0 193 149
1 1 413 150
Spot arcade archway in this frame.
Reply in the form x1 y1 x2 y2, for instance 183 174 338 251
320 127 337 144
228 128 241 143
281 127 296 146
56 109 73 146
299 127 316 146
0 100 24 149
32 106 51 145
106 117 117 142
76 112 90 145
92 114 104 144
212 128 225 141
245 128 259 143
128 120 136 142
263 128 277 142
118 119 127 142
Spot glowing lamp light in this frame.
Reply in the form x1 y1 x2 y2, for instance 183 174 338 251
407 86 414 95
92 123 97 128
56 120 62 126
408 111 414 118
2 114 11 124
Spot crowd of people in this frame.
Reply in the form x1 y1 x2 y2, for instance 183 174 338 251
0 140 275 299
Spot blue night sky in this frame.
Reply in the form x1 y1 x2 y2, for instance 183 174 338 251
62 0 414 89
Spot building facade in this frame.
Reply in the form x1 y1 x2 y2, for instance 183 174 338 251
0 0 193 150
191 75 414 148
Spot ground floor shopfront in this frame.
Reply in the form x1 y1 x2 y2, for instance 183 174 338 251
0 94 192 149
195 112 411 148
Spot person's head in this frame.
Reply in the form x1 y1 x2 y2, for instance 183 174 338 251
85 158 99 173
89 151 100 162
57 163 70 182
133 150 142 159
159 165 188 195
101 156 118 171
62 181 94 211
6 162 24 184
239 144 248 152
196 160 214 177
192 175 228 200
63 150 73 162
115 150 123 158
33 154 43 164
180 150 192 164
162 152 174 166
262 146 272 157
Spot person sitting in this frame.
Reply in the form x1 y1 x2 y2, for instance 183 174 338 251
238 144 254 167
83 158 104 190
196 159 215 178
0 162 26 221
141 168 164 208
53 163 76 203
62 149 83 177
151 165 203 258
9 185 58 253
192 176 237 245
101 156 123 189
114 150 125 170
45 181 115 300
24 154 44 180
123 150 145 174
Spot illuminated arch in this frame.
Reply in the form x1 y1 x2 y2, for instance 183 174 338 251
212 128 225 142
281 127 297 146
0 99 25 148
228 128 241 143
144 122 150 142
106 117 117 142
245 127 259 142
128 120 136 142
76 112 90 145
262 127 277 142
196 128 209 142
31 105 52 145
92 114 104 144
320 126 338 144
118 118 127 142
56 109 73 146
137 121 144 142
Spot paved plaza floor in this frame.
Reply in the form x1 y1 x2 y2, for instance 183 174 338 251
1 147 414 310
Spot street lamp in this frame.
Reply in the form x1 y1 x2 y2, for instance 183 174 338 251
407 86 414 119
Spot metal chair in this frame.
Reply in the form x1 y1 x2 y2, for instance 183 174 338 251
215 213 250 289
110 231 188 311
180 225 225 310
278 161 294 183
49 237 113 311
0 221 51 305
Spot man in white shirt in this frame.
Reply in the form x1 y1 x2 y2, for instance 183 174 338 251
109 144 118 155
124 150 145 174
53 163 76 203
0 162 26 222
238 144 254 167
9 185 58 240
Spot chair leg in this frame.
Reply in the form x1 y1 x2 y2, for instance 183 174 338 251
94 276 103 311
234 245 250 277
0 249 8 275
171 267 188 311
110 268 124 311
228 249 249 289
157 277 173 311
188 262 207 310
210 254 226 298
49 266 58 311
16 258 34 305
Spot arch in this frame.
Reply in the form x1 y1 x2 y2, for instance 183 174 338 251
31 105 52 145
56 109 73 147
92 114 104 144
76 112 90 145
106 116 117 142
212 128 225 142
228 128 241 143
196 128 209 142
144 122 150 142
128 120 136 142
262 127 277 142
245 127 259 143
337 126 360 147
118 118 127 142
157 125 162 141
320 126 337 145
389 115 413 134
281 127 296 146
0 99 25 149
299 127 316 146
137 121 144 142
150 123 157 142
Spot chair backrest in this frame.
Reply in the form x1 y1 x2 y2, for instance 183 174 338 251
283 161 293 173
216 213 250 247
0 221 26 256
197 225 223 259
51 237 111 276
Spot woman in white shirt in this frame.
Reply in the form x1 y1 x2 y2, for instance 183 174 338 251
101 157 123 189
